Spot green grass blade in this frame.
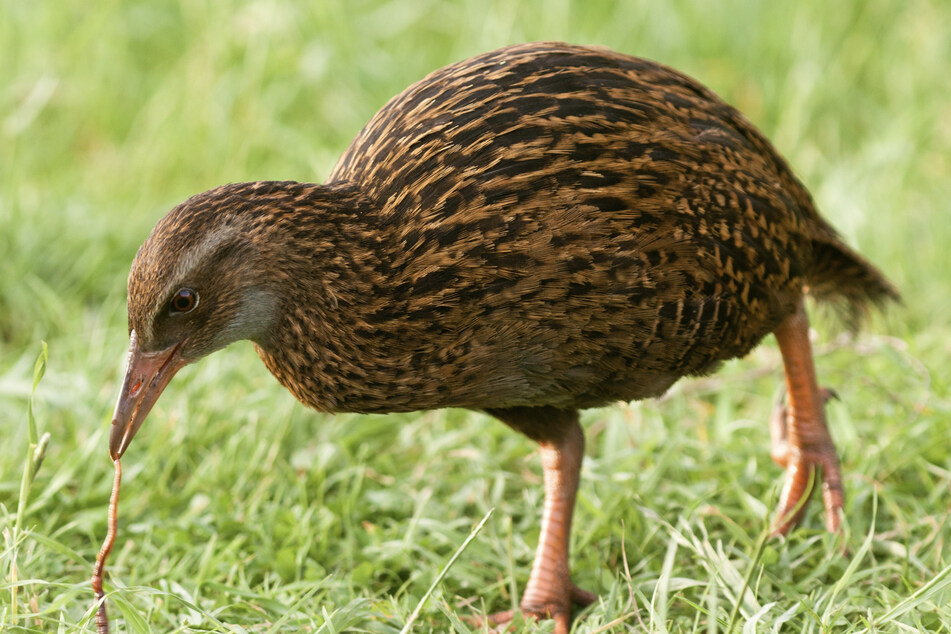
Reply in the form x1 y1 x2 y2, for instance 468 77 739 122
26 341 47 445
868 562 951 628
400 508 493 634
820 489 878 625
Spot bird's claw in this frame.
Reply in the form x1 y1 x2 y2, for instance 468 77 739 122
769 385 843 535
470 583 596 634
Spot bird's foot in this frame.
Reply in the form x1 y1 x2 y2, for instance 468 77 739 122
769 387 843 535
474 584 596 634
772 448 844 536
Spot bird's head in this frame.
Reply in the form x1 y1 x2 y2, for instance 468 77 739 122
109 184 284 459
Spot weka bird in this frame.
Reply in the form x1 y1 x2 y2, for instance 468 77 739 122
111 42 897 631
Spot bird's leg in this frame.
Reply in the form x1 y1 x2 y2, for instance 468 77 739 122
521 419 592 620
482 407 595 633
770 299 844 535
770 387 838 468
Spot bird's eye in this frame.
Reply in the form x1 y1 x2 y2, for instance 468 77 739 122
170 288 198 313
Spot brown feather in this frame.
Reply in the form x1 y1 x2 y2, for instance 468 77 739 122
129 42 897 418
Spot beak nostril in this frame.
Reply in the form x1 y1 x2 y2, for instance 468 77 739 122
110 337 189 460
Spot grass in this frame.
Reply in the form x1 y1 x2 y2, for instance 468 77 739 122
1 0 950 631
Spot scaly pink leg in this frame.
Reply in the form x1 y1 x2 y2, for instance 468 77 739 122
482 407 596 633
770 300 844 535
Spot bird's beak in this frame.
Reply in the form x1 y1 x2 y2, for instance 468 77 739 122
109 330 189 459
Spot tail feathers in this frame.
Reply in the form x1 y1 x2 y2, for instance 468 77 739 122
806 238 900 329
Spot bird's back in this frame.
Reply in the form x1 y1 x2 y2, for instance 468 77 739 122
296 42 894 411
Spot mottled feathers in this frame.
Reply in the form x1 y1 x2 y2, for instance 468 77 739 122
128 42 897 416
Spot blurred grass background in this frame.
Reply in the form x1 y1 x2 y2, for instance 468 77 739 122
1 0 949 631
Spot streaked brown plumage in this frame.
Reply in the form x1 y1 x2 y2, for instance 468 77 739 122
112 42 898 631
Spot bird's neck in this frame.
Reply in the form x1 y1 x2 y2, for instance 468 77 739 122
249 181 396 411
253 181 385 290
